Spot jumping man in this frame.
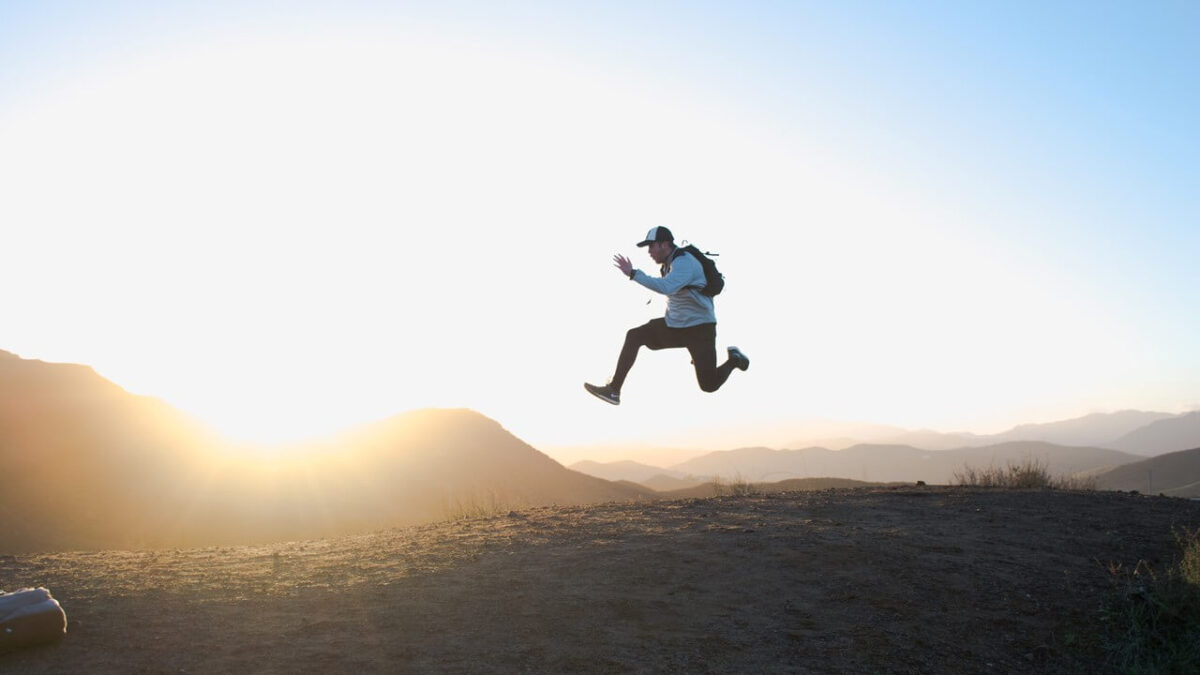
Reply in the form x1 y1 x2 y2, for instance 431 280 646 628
584 226 749 405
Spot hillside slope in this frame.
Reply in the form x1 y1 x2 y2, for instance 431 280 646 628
1090 446 1200 497
0 352 647 552
0 350 220 551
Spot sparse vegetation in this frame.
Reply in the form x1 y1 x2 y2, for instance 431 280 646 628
441 491 523 521
953 456 1097 490
1099 527 1200 673
710 473 757 497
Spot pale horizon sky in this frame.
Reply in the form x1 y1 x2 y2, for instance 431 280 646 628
2 1 1197 456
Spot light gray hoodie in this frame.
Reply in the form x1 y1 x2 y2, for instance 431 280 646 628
631 249 717 328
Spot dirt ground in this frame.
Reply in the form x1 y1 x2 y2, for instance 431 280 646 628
3 486 1200 673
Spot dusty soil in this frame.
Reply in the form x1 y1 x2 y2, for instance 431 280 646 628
3 486 1200 673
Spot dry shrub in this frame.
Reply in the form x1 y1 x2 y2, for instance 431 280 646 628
710 473 757 497
441 491 522 521
953 456 1096 490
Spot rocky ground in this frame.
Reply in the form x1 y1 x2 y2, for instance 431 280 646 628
3 486 1200 673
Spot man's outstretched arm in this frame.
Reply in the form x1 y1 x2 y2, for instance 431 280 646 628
626 253 704 295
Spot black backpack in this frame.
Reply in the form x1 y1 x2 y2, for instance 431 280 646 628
665 244 725 297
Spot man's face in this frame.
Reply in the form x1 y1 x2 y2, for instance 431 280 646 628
647 240 673 264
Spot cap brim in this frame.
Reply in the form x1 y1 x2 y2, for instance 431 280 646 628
636 240 653 247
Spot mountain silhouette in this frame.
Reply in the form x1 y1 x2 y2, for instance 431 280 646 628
868 429 980 451
0 351 647 553
1107 411 1200 456
864 410 1177 451
569 459 691 484
734 411 1180 454
569 460 706 491
1089 446 1200 497
978 410 1177 448
0 350 221 551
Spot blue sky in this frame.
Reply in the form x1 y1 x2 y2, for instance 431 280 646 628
1 1 1196 454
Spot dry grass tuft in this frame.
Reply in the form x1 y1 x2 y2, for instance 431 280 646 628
953 456 1096 490
710 473 757 497
440 491 524 521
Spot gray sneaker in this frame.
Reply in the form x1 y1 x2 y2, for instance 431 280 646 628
727 346 750 371
584 382 620 405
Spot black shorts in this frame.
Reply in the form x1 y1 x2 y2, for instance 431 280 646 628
634 318 716 352
622 318 728 392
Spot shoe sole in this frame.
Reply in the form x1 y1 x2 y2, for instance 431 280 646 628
584 383 620 406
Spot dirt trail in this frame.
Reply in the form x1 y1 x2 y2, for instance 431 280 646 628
3 487 1199 673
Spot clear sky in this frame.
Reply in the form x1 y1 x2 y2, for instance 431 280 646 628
2 1 1197 455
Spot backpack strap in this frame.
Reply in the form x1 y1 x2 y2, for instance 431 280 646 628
663 246 703 291
659 245 686 277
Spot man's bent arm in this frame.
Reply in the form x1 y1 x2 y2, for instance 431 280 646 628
631 254 705 296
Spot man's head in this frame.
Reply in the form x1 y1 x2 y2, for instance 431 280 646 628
637 226 675 264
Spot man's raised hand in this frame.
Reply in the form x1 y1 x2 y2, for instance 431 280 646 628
613 254 634 277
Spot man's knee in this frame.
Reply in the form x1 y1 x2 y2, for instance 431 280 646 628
696 370 722 393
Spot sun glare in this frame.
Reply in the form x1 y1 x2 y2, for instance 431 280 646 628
1 29 774 444
2 25 827 445
3 15 1182 449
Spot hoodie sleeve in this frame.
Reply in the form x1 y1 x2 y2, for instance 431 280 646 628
631 252 706 295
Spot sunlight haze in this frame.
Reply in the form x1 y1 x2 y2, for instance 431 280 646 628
2 1 1196 453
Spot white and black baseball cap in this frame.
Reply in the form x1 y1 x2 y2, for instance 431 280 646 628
636 226 674 247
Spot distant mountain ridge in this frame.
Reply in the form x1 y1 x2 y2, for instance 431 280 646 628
662 442 1140 486
568 459 706 492
569 460 691 484
573 440 1145 489
982 410 1177 448
1107 412 1200 456
752 410 1193 455
867 410 1185 453
565 410 1198 491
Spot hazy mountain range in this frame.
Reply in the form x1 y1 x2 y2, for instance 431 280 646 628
550 409 1198 467
566 409 1200 490
571 442 1144 488
570 413 1200 493
781 410 1196 454
3 349 1199 553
